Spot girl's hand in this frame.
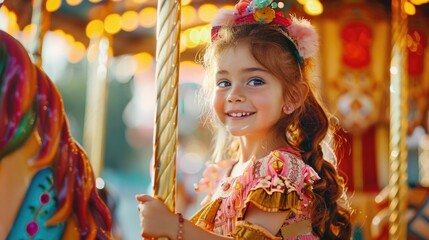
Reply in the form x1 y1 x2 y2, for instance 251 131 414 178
136 194 177 239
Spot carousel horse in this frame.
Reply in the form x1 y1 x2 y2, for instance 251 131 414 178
0 30 112 239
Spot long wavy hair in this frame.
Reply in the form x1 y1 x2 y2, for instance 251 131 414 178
0 30 112 239
199 24 352 239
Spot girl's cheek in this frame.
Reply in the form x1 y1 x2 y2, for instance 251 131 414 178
212 94 225 119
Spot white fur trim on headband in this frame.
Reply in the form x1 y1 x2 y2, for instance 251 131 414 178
287 16 319 59
211 8 238 27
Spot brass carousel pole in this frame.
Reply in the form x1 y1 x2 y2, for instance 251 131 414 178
28 0 49 66
389 0 408 239
152 0 181 214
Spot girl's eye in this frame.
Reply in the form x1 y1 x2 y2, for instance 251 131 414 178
217 80 231 87
248 78 265 86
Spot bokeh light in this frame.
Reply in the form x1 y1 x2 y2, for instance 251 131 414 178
86 19 104 38
121 10 139 32
304 0 323 16
182 0 192 6
198 3 218 23
68 41 86 63
66 0 83 7
134 52 154 71
404 1 416 15
46 0 62 12
139 7 157 28
104 13 122 34
182 5 197 26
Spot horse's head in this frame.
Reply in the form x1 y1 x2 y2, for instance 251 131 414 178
0 30 112 239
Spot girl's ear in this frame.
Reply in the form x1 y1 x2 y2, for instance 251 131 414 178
284 82 309 113
283 105 294 114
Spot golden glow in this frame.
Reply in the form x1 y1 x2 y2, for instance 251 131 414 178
139 7 157 28
134 52 153 71
121 10 139 32
86 42 99 62
183 29 197 48
304 0 323 16
86 20 104 39
89 0 103 2
53 29 66 37
297 0 306 4
104 13 122 34
108 46 113 58
68 41 86 63
66 0 83 7
404 1 416 15
180 24 211 49
181 5 197 26
52 30 66 43
132 0 148 3
182 0 192 6
198 3 218 23
8 10 16 25
0 6 9 30
410 0 429 5
180 34 188 53
22 24 38 42
189 28 201 44
2 9 20 34
46 0 61 12
64 33 75 45
200 25 210 43
0 5 8 14
222 5 235 9
8 18 19 34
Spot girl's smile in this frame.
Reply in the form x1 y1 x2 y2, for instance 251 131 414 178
225 110 255 118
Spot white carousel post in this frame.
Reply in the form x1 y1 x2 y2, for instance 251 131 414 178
389 0 409 239
83 35 110 178
28 0 49 66
152 0 181 215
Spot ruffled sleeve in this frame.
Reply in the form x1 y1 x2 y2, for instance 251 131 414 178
240 149 320 217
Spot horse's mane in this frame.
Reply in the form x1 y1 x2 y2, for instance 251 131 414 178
0 30 112 239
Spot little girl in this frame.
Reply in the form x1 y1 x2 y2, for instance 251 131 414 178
136 1 352 239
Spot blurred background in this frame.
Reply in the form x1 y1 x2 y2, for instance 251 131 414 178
2 0 429 239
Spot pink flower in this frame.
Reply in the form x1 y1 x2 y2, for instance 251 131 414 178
235 0 252 15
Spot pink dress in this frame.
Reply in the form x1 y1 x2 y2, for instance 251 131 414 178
191 148 320 239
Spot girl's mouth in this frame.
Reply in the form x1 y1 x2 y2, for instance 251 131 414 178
226 112 255 117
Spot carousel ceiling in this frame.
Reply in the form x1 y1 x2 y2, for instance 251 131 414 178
3 0 429 59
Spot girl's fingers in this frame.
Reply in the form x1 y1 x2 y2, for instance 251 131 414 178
135 194 153 203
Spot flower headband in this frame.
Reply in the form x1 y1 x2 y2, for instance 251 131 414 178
211 0 319 63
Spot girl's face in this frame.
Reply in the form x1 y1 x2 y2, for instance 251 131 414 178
212 41 287 140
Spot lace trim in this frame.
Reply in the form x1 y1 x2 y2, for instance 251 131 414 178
229 220 282 240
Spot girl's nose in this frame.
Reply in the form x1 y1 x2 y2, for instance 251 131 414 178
227 95 246 102
226 82 246 103
227 91 246 103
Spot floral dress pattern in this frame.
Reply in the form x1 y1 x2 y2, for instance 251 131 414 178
191 148 320 239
